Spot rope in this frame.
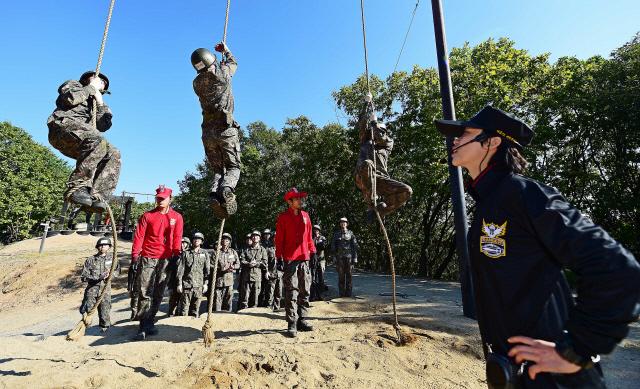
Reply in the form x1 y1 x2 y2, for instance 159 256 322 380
358 0 407 343
203 218 225 346
92 0 116 129
393 0 420 73
359 0 371 94
222 0 231 44
67 198 117 340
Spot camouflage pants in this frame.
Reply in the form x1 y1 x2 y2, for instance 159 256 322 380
48 119 121 198
202 125 241 194
80 283 111 328
355 162 412 218
239 280 261 309
168 289 181 316
214 286 233 312
283 260 311 324
267 271 283 309
259 271 270 307
135 257 170 331
309 256 322 301
336 256 353 297
179 288 203 316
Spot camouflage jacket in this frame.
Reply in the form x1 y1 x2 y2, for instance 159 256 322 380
330 230 359 260
313 235 327 259
355 108 393 178
177 248 211 289
262 240 280 279
81 253 119 285
193 50 238 128
214 247 240 288
48 80 112 132
240 245 267 282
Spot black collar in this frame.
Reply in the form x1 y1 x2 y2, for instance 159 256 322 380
467 164 510 202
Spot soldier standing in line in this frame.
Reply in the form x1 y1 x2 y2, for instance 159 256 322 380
330 217 358 298
236 233 252 308
176 232 211 317
238 231 268 310
259 229 275 306
47 72 121 211
213 233 240 312
166 237 190 316
191 42 241 219
80 237 120 333
262 229 283 310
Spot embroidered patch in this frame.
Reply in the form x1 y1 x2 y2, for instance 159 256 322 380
480 219 507 259
170 218 176 226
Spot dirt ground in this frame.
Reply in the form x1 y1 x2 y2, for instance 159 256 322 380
0 234 637 388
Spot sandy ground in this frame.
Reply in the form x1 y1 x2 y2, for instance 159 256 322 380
0 234 637 388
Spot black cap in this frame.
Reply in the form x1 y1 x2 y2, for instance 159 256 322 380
434 106 534 149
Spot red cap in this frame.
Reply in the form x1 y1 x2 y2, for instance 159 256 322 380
155 185 173 199
283 187 308 201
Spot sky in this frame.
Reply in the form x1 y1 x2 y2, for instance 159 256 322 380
1 0 638 201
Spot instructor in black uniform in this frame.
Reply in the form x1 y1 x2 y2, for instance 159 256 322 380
435 105 640 388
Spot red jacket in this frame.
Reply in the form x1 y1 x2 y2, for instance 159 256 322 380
132 207 183 261
275 208 316 262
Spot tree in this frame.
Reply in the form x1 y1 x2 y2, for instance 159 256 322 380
0 122 71 243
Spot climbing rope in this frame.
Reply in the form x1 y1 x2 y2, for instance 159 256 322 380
67 198 118 341
222 0 231 44
359 0 414 346
92 0 117 129
393 0 420 73
203 218 225 347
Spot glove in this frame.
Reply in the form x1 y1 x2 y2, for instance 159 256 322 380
203 284 208 294
215 42 228 53
177 284 183 294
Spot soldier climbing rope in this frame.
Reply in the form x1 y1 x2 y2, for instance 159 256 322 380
356 0 416 346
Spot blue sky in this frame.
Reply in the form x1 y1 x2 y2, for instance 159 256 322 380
1 0 638 201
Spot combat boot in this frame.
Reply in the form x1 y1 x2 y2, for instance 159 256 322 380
209 192 227 219
297 319 314 332
89 199 107 213
69 187 93 207
222 187 237 216
286 322 297 338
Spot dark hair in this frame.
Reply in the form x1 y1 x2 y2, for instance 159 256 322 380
481 138 528 174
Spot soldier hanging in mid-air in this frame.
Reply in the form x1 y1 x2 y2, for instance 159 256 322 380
47 72 121 211
354 95 412 222
191 42 241 219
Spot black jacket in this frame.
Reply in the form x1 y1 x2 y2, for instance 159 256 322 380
468 164 640 387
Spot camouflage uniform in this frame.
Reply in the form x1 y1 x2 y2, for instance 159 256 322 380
310 233 327 300
177 248 211 317
354 109 412 218
214 247 240 312
283 261 312 324
239 245 267 309
263 239 283 309
80 252 120 328
330 230 359 297
166 256 181 316
193 50 241 199
47 80 121 199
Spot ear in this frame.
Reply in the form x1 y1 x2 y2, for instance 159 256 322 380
486 136 502 150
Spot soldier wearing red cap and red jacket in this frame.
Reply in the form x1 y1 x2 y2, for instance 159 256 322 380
275 188 317 338
130 185 184 341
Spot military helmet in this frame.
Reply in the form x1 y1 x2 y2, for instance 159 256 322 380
95 237 112 248
193 232 205 241
339 217 348 223
222 232 232 241
182 237 191 245
313 224 321 231
251 230 261 237
79 71 110 91
191 48 216 72
245 233 252 239
262 228 272 235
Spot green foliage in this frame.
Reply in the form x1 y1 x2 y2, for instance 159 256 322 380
0 122 71 243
